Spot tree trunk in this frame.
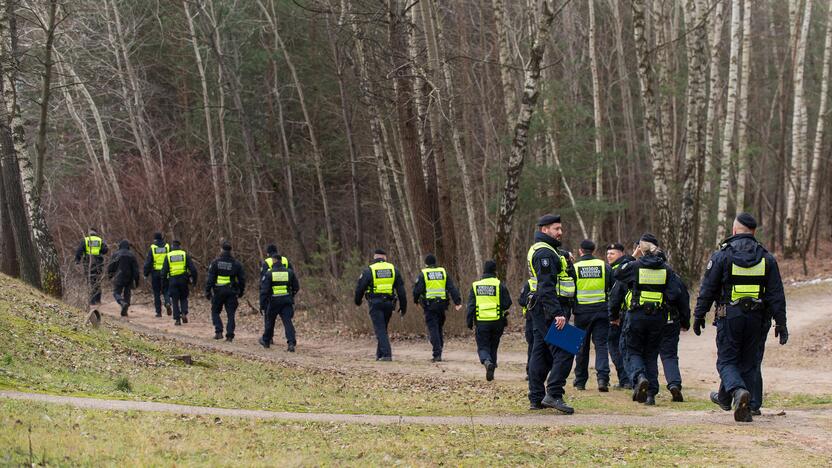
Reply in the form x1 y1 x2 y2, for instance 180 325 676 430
492 0 555 276
430 0 483 269
588 0 603 240
802 1 832 245
491 0 515 122
0 150 18 277
184 0 226 237
33 0 57 198
785 0 812 251
715 0 742 243
735 0 752 212
632 0 672 243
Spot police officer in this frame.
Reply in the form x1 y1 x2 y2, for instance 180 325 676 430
572 239 612 392
353 249 407 361
693 213 787 422
259 252 300 352
526 214 577 414
611 233 689 406
107 240 140 317
657 250 690 403
412 254 462 362
75 228 109 305
206 242 246 342
517 278 535 381
260 244 293 278
143 232 171 317
467 260 512 381
161 240 198 326
606 243 634 389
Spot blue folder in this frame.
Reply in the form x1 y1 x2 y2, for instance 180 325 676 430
544 323 586 355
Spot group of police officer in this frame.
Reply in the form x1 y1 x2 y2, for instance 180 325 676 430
77 208 787 422
76 232 299 350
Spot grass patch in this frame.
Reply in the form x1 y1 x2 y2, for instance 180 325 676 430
114 377 132 393
3 399 829 466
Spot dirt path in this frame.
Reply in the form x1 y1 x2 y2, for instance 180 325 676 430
97 282 832 395
3 390 832 432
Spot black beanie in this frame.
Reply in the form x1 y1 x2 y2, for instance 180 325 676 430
736 212 758 230
222 242 232 252
153 232 163 241
266 244 278 255
580 239 596 252
640 233 660 246
425 254 437 266
373 248 387 256
171 240 181 248
537 214 561 227
483 260 497 275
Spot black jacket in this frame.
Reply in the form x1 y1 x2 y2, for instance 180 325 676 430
107 241 140 288
466 273 513 328
161 248 199 285
75 236 109 266
573 253 613 316
694 233 786 326
206 252 246 296
143 239 168 277
353 259 407 313
528 231 575 319
259 265 300 311
610 254 689 323
608 255 636 320
412 266 462 309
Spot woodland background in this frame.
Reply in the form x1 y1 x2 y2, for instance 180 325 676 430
0 0 830 331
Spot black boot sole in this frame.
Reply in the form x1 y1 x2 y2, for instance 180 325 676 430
733 389 752 422
670 386 684 402
633 378 649 403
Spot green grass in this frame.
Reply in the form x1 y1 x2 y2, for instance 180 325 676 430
3 399 829 466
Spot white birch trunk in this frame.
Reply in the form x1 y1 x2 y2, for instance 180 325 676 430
588 0 603 239
735 0 752 212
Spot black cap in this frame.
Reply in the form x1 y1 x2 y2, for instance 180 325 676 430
171 239 181 248
425 254 437 266
266 244 278 255
537 214 561 227
607 242 625 252
640 233 659 246
118 240 130 250
221 242 232 252
373 248 387 256
580 239 596 252
483 259 497 274
736 212 758 230
89 228 98 235
153 232 162 241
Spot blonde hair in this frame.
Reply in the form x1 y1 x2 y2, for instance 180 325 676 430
639 240 660 256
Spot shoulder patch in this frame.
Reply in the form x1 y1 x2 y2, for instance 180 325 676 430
541 258 550 268
706 260 713 270
621 262 628 270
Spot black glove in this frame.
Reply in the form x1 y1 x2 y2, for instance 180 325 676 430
775 324 788 345
237 290 244 298
693 317 706 336
205 291 212 301
467 321 473 330
680 319 690 331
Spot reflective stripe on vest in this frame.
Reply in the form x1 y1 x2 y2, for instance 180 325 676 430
167 250 187 277
422 267 447 300
636 268 667 305
730 260 765 302
216 275 231 286
526 242 574 298
369 262 396 295
473 277 501 322
271 270 290 296
151 243 170 271
265 256 289 269
522 278 537 316
575 258 606 304
84 236 103 256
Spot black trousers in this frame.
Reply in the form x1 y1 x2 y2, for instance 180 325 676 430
368 300 394 359
150 271 170 315
608 322 630 386
573 312 610 387
112 283 132 307
524 315 534 375
659 319 682 389
263 302 296 345
715 308 762 404
475 320 505 365
752 319 772 411
85 263 103 305
625 311 664 396
211 288 238 338
168 277 190 320
527 301 575 403
423 305 447 359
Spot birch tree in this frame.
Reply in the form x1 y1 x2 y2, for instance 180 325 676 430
735 0 752 212
492 0 555 274
588 0 603 239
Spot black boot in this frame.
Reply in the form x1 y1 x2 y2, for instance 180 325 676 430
165 303 172 316
541 394 575 415
484 360 495 381
174 318 181 326
120 302 128 317
182 314 188 324
225 336 233 343
632 375 649 403
710 391 731 411
529 401 545 410
669 385 684 402
213 332 223 340
732 388 752 422
287 344 296 353
258 337 270 349
598 379 609 393
644 395 656 406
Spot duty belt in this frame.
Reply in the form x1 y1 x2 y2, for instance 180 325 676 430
728 297 764 313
